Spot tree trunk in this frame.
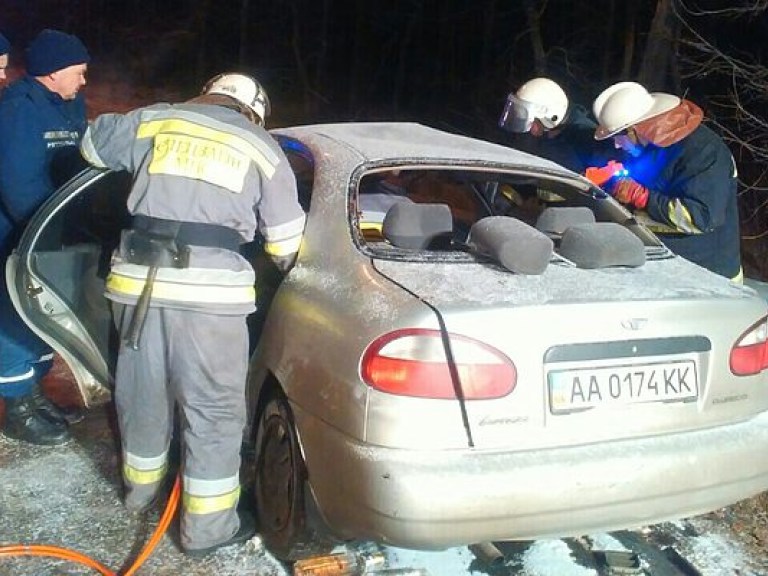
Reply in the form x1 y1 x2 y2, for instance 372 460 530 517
193 0 210 82
349 3 367 115
620 2 637 79
601 0 617 81
638 0 679 90
239 0 251 65
524 0 547 74
287 0 313 115
393 1 424 114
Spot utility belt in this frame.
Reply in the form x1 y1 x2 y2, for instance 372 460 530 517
128 214 241 263
122 215 242 350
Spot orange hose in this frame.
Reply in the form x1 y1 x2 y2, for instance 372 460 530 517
122 474 181 576
0 475 182 576
0 545 115 576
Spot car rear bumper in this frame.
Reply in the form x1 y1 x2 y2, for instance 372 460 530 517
296 406 768 549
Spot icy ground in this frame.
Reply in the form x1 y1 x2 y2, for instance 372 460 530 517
0 405 765 575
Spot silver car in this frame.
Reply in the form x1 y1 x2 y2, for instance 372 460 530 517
7 122 768 561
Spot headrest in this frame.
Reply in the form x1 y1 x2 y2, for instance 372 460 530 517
559 222 645 268
382 202 453 249
468 216 553 275
535 206 595 236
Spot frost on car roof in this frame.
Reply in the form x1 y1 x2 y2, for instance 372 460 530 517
274 122 571 172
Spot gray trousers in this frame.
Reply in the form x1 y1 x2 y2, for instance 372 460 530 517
113 303 248 550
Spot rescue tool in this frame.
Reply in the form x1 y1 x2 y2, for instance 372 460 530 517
123 220 190 350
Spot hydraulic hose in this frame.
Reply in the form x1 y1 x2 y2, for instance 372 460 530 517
0 474 181 576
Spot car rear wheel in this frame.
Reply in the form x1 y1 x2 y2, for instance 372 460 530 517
252 391 334 561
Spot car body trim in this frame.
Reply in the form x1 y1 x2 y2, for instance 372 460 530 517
544 336 711 363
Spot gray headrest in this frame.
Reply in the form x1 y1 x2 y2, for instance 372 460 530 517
535 206 596 236
468 216 554 275
559 223 646 268
382 202 454 249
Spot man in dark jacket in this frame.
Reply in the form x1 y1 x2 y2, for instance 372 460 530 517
593 81 741 281
0 29 90 445
499 77 617 174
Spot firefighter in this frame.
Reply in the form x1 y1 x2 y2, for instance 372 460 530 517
0 29 90 446
79 73 306 556
499 77 616 174
593 81 741 281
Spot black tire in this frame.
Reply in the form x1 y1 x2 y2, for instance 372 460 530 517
252 392 335 561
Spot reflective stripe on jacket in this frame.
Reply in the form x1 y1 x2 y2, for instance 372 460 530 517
105 259 257 310
80 103 306 312
626 124 741 279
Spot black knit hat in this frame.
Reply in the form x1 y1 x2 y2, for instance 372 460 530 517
26 29 90 76
0 33 9 56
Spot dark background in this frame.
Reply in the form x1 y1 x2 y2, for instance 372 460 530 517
3 0 768 276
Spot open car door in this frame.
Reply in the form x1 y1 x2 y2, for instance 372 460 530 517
5 168 132 407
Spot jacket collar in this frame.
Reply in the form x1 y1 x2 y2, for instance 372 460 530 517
634 99 704 148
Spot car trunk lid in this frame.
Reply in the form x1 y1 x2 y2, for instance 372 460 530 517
370 256 768 450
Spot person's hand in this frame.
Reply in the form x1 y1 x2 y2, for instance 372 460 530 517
608 177 649 210
584 160 625 186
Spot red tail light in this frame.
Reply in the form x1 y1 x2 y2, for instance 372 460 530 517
361 328 516 399
730 316 768 376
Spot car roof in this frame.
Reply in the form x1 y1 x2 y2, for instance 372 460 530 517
272 122 573 174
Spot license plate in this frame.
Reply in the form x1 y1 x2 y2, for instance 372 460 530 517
548 360 698 414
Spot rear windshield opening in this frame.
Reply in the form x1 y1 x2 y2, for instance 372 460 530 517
354 168 663 258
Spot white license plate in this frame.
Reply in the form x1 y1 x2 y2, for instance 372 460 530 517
548 360 698 414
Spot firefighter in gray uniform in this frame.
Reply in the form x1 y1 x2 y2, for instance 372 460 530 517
79 73 306 556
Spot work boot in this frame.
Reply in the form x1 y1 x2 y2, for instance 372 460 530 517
184 511 258 558
31 385 85 425
3 394 71 446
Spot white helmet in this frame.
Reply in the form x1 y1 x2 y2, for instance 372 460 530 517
499 77 569 133
593 81 680 140
202 72 271 124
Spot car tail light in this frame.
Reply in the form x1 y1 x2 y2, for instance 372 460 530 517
361 328 516 399
730 316 768 375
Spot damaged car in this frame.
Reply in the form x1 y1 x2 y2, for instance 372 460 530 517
6 122 768 561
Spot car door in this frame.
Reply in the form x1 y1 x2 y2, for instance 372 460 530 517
6 168 132 407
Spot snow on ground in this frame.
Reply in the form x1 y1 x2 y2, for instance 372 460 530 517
682 531 757 575
2 410 766 575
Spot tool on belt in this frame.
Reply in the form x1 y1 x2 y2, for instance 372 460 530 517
123 215 242 350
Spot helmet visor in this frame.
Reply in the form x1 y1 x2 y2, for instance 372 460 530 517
499 94 551 133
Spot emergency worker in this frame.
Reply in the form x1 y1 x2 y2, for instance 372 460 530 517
593 81 741 281
499 77 616 174
358 170 414 235
79 73 306 557
0 29 90 446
